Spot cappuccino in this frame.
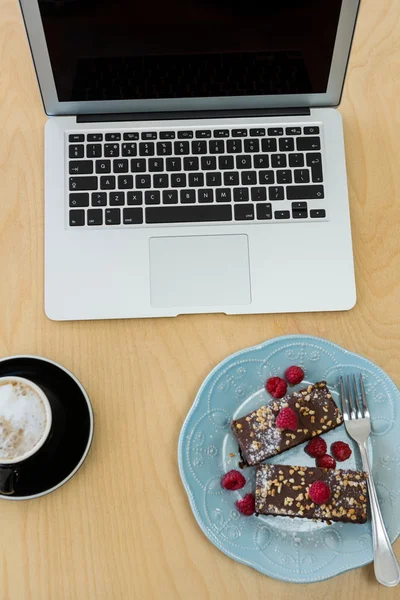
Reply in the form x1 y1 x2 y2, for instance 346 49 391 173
0 379 50 462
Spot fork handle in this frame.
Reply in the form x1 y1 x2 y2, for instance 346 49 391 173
359 442 400 587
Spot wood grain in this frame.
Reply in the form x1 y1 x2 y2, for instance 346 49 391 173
0 0 399 598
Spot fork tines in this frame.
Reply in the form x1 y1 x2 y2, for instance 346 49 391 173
340 374 370 421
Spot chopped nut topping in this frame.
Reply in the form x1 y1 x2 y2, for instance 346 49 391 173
289 469 294 475
245 417 251 422
236 423 242 429
296 493 304 501
289 478 295 484
327 420 332 426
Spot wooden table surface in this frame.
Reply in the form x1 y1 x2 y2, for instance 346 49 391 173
0 0 399 598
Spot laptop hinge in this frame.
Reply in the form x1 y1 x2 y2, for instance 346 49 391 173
77 107 310 123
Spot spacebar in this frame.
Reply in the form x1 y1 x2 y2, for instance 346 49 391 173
146 205 232 224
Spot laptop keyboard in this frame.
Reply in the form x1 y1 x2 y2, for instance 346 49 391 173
67 125 326 228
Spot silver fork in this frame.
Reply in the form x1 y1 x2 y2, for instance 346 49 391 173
340 375 400 586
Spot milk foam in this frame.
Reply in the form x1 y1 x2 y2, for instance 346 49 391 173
0 381 48 461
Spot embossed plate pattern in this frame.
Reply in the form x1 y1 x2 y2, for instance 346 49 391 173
178 335 400 583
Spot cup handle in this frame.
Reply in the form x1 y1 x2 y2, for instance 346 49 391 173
0 466 18 495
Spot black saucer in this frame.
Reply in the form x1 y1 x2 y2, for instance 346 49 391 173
0 356 94 499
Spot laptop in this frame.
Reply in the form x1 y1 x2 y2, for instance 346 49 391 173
19 0 359 321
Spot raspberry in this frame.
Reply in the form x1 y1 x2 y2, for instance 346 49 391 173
309 481 331 505
275 407 298 431
236 493 255 516
305 437 327 458
316 454 337 469
266 377 287 399
221 470 246 491
331 441 352 462
285 365 305 386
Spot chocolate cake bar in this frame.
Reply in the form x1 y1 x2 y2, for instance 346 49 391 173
255 464 368 523
232 382 343 466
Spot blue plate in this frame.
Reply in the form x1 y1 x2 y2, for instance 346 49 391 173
178 335 400 583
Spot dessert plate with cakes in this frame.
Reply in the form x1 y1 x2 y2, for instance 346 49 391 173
178 335 400 583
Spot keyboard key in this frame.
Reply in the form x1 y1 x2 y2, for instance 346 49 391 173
166 157 182 171
189 173 204 187
233 188 249 202
254 155 269 169
135 175 151 189
297 137 321 151
160 131 175 139
251 187 267 202
236 155 252 169
96 160 111 173
271 154 287 168
87 144 102 158
88 134 103 142
105 133 121 141
244 139 260 153
292 202 308 211
87 209 103 226
123 132 139 141
118 175 134 189
261 138 277 152
224 172 239 186
250 128 265 136
241 171 257 185
171 173 186 187
139 142 155 156
113 159 128 173
209 140 225 154
201 157 217 170
198 189 214 203
226 139 242 153
92 192 107 206
127 191 143 205
123 208 143 224
268 186 284 201
218 156 234 170
146 205 232 224
148 158 164 172
276 170 292 184
69 161 93 175
174 141 190 155
110 192 125 206
275 210 290 219
235 204 254 220
214 130 229 138
196 130 212 138
306 153 323 182
232 129 247 137
157 142 172 156
183 157 199 171
69 134 84 142
69 145 84 159
304 126 320 135
292 209 308 219
105 208 121 225
256 203 272 220
142 132 157 140
206 172 222 186
69 193 89 207
310 209 326 218
294 169 310 183
180 190 195 204
145 191 161 205
289 153 304 167
122 143 137 157
69 176 97 191
69 210 85 226
259 170 274 184
192 141 207 154
178 131 193 139
100 176 116 190
279 138 295 152
104 144 119 157
131 159 146 172
163 190 179 204
268 128 283 136
286 127 301 136
286 185 324 200
216 188 232 203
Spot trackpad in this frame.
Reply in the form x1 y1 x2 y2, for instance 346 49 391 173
149 235 251 308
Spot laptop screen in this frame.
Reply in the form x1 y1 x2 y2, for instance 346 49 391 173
38 0 343 104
